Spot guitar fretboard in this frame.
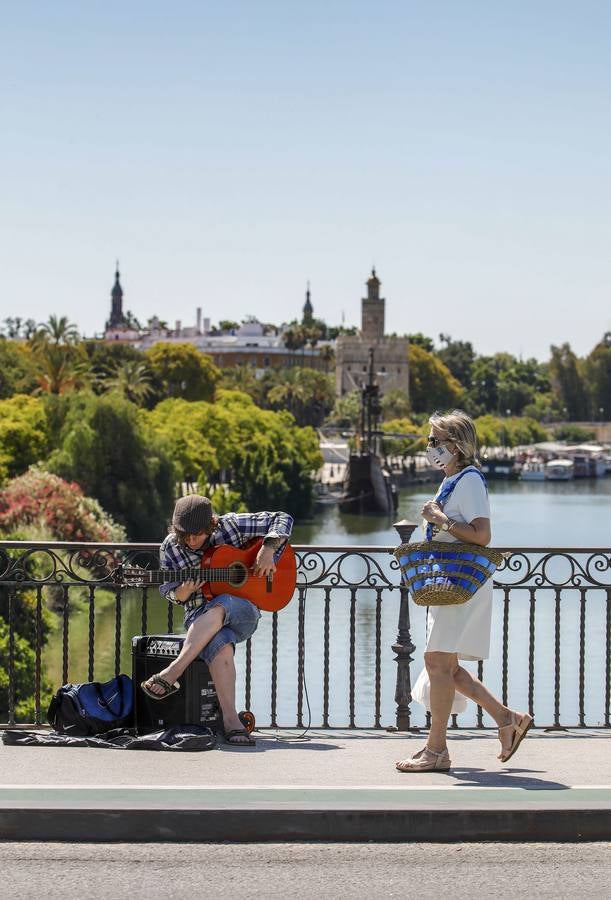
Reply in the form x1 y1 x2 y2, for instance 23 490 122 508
127 567 254 584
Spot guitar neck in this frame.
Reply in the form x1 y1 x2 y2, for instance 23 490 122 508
138 568 248 585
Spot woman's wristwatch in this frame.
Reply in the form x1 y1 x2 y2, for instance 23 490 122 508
440 519 456 533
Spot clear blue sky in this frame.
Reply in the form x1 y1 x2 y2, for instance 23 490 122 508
2 1 610 361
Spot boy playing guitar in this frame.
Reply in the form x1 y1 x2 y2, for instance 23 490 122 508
141 495 294 746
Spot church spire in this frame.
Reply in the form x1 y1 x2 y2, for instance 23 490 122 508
108 262 125 328
302 280 314 325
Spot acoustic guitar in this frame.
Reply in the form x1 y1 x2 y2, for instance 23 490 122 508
113 538 297 613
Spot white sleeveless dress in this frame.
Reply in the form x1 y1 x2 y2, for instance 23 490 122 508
412 468 493 713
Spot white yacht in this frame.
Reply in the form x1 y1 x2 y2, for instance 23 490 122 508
545 459 574 481
520 460 546 481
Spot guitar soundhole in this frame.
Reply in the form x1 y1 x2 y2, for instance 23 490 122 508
227 562 248 587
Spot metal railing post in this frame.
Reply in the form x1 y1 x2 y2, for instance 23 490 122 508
392 520 419 732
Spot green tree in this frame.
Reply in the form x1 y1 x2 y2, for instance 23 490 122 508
0 618 53 722
407 333 435 353
28 322 90 395
554 424 596 442
381 389 411 421
283 323 308 351
44 392 176 540
84 339 143 374
319 344 335 373
466 355 500 414
96 360 154 405
437 335 475 385
31 343 91 395
144 343 221 403
522 391 565 423
145 391 322 517
583 333 611 420
464 353 549 417
381 417 425 458
2 317 23 338
408 344 464 414
549 343 589 420
0 395 50 483
327 390 362 431
267 368 335 427
0 340 38 399
326 325 358 340
220 363 264 404
35 314 79 345
475 414 548 448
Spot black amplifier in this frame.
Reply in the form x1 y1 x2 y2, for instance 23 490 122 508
132 634 222 735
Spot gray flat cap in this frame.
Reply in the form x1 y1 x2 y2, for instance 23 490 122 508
172 495 213 534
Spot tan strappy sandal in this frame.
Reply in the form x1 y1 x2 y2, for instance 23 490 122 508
396 746 451 773
498 712 533 763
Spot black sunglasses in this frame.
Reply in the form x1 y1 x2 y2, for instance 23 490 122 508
427 435 441 447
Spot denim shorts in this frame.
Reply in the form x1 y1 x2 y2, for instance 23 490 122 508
183 594 261 665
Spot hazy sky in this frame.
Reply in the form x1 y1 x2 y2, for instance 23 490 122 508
2 1 610 361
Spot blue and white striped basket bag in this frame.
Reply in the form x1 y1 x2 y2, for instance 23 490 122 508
394 468 504 607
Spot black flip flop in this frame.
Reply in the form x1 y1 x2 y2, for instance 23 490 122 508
140 675 180 701
224 728 256 746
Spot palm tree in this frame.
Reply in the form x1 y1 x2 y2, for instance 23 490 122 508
319 345 335 373
2 317 23 338
267 368 334 427
28 315 85 393
96 359 154 404
32 343 90 394
35 315 79 346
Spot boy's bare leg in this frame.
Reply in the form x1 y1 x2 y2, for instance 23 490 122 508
143 606 225 696
208 644 252 744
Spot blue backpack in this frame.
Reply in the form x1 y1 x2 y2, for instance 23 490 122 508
47 674 133 736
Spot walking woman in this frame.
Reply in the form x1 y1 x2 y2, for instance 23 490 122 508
396 410 532 772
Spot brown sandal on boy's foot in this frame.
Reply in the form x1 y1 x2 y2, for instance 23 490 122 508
498 712 533 763
396 746 451 773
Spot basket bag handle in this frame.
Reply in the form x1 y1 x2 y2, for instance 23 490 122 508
425 466 488 541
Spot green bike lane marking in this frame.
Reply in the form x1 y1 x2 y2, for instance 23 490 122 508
1 786 610 805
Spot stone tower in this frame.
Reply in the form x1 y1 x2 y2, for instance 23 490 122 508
108 262 125 328
302 282 314 326
335 267 408 398
361 268 384 340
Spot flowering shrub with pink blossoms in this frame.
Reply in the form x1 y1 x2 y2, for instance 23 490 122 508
0 466 126 543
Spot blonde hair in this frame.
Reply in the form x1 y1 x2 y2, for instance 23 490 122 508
428 409 480 470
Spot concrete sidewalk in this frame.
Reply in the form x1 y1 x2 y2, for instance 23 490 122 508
1 729 610 842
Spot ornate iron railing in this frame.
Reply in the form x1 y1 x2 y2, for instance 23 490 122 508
1 540 610 730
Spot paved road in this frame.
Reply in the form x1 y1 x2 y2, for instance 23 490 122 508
1 842 609 899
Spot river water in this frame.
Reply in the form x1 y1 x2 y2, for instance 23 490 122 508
44 480 611 729
294 477 611 548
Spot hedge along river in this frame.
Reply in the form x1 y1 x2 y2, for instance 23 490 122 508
42 478 611 728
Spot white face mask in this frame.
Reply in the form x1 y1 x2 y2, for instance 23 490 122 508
426 443 455 469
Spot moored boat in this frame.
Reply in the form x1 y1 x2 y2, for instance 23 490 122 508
545 459 574 481
480 457 520 480
520 460 546 481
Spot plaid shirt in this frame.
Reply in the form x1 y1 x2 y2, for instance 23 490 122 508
158 510 294 602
